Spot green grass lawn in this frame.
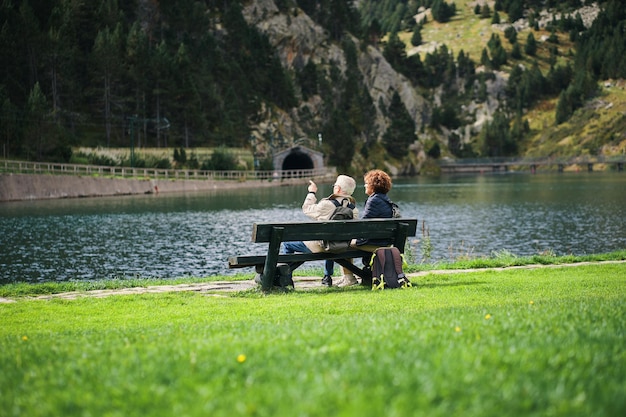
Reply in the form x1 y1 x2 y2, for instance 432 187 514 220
2 262 625 417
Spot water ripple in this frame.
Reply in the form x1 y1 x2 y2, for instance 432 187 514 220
1 174 624 283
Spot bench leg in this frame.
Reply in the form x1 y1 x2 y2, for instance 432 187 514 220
287 261 305 272
393 223 409 252
261 227 284 291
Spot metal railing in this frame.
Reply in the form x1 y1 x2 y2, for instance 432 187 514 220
0 160 334 181
438 155 626 166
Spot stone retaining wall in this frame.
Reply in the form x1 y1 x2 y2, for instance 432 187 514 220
0 173 293 202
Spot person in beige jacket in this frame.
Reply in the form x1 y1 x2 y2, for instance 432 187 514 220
282 175 359 287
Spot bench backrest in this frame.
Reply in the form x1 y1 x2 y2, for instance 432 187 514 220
251 218 418 243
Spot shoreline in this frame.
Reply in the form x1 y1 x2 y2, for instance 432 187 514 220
0 173 317 202
1 260 624 303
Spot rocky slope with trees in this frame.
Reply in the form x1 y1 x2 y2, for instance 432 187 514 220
1 0 624 175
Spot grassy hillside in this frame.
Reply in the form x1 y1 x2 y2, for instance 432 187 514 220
392 0 626 160
404 1 575 71
522 80 626 160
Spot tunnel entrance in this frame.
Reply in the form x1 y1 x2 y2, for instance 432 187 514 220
273 145 325 178
282 149 314 170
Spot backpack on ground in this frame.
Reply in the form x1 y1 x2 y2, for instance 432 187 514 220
274 263 294 290
369 247 411 290
323 198 355 252
254 263 294 291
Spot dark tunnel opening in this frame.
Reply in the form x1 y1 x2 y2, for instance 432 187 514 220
281 150 314 177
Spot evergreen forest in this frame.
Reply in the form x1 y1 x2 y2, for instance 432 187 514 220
1 0 625 170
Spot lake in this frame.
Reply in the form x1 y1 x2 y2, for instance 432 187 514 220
1 172 624 283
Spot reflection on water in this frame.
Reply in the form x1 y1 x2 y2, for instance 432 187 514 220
1 173 624 283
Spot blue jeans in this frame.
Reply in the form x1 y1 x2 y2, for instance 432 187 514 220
281 241 335 277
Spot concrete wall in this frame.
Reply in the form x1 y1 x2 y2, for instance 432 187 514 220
0 174 291 202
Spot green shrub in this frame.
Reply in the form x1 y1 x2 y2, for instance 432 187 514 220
202 146 238 171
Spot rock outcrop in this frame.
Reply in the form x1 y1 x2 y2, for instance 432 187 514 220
242 0 430 173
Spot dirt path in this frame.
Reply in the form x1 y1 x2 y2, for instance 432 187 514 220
0 276 322 303
1 261 623 303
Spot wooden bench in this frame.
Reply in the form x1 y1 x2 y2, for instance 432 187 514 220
228 218 418 291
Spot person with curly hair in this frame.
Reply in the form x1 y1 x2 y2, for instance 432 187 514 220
345 169 397 286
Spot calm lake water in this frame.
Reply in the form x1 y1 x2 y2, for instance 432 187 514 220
1 172 624 283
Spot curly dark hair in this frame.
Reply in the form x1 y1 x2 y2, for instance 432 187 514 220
364 169 392 194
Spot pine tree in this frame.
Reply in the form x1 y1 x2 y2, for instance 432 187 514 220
480 111 515 156
488 34 507 69
525 33 537 56
431 0 455 23
325 110 355 171
0 95 19 159
383 92 416 159
507 0 524 22
480 48 491 68
481 4 491 19
504 26 517 45
410 25 422 47
365 18 382 45
23 83 49 160
125 22 151 148
511 43 522 59
92 24 123 147
383 31 408 74
555 89 573 125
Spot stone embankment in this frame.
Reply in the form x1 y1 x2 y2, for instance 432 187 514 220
0 173 301 202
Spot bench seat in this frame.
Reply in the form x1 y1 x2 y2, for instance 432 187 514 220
228 250 373 269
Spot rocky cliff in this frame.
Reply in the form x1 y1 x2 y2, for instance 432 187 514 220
241 0 433 173
239 1 617 174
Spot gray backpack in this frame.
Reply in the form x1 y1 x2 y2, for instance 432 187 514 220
329 198 355 220
323 198 355 252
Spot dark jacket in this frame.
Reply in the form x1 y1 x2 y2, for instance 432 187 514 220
356 193 393 246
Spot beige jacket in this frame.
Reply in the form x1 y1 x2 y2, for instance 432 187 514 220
302 192 359 253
